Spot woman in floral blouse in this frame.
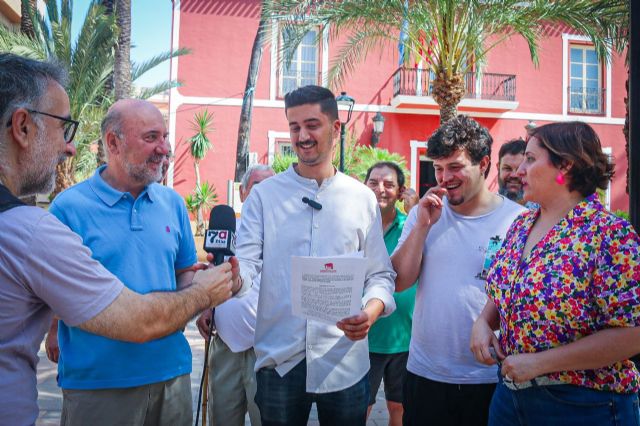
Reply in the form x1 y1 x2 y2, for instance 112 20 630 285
470 121 640 425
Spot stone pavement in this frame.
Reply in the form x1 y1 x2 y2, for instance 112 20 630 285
36 321 391 425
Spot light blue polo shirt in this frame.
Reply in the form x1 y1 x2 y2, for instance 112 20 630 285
49 166 197 389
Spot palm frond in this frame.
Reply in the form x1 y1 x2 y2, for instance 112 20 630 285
136 80 182 100
131 47 191 81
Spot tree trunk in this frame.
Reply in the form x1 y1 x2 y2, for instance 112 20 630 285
52 158 76 198
19 2 41 204
97 0 116 168
114 0 132 100
194 160 205 236
432 72 466 124
234 15 268 182
624 74 629 195
20 0 36 38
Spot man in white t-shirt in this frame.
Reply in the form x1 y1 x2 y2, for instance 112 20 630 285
197 164 274 426
392 115 525 426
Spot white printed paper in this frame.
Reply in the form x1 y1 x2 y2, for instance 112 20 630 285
291 255 366 324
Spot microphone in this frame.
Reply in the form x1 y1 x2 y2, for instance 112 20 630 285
204 205 237 265
197 204 237 426
302 196 322 210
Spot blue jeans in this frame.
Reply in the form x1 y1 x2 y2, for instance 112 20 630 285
255 359 369 426
490 376 640 426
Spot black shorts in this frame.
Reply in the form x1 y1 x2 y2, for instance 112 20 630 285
402 371 496 426
368 351 409 405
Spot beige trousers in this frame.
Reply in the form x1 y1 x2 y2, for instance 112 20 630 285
61 374 192 426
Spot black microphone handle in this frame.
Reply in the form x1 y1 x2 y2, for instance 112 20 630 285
212 252 226 266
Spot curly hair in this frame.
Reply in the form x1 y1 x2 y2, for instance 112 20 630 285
529 122 613 197
427 115 493 177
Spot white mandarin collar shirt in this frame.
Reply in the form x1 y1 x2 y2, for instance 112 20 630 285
236 165 396 393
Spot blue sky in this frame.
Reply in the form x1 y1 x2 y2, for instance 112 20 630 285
71 0 173 89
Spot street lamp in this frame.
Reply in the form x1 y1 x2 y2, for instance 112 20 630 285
335 91 355 172
370 111 385 147
524 120 537 136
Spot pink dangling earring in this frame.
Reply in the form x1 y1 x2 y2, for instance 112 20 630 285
555 172 565 185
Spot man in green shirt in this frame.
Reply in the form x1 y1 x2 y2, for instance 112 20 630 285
364 162 418 426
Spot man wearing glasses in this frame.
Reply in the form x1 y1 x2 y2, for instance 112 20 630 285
45 98 202 425
0 53 236 426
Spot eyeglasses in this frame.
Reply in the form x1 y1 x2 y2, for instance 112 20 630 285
6 109 79 144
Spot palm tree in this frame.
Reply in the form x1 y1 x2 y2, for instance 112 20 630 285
235 3 269 183
20 0 36 38
113 0 132 100
187 110 214 236
266 0 625 123
0 0 188 194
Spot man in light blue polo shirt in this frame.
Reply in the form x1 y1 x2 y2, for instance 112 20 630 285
46 99 197 425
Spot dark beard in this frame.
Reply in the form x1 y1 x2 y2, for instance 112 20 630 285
498 186 523 201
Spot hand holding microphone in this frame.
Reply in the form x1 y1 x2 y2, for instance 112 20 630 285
191 205 239 309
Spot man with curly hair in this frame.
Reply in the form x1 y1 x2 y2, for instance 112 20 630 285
391 116 525 425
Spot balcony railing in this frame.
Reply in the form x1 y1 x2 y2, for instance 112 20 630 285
392 68 517 102
568 86 605 115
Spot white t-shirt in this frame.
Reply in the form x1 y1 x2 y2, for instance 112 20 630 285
396 196 524 384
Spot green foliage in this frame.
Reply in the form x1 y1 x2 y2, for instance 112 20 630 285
272 129 409 183
331 129 358 173
266 0 625 89
272 152 298 173
348 146 409 183
188 109 214 161
0 0 189 189
613 210 630 221
185 182 218 217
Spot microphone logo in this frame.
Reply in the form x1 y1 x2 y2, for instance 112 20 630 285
204 229 236 251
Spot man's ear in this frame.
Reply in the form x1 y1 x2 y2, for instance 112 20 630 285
239 186 247 203
9 108 32 149
104 130 121 156
479 155 491 175
333 119 341 136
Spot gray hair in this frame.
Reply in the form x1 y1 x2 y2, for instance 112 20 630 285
241 164 273 189
0 53 68 144
100 106 124 141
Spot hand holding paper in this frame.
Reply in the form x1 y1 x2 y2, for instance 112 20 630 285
336 298 385 341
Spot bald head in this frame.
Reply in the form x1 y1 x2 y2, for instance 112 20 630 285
100 99 169 192
101 99 164 141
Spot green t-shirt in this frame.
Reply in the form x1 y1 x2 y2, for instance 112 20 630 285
368 208 417 354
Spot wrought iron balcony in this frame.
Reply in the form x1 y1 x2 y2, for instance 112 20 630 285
568 86 605 115
392 67 517 102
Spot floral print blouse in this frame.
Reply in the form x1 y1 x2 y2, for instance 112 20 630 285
486 193 640 394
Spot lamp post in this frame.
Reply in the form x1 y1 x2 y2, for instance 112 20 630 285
370 111 385 147
335 91 355 172
524 120 537 137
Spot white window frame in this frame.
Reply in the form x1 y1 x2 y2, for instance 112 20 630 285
278 27 320 97
568 44 603 114
562 34 611 118
270 21 329 100
267 131 291 164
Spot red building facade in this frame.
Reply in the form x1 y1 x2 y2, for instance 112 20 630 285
168 0 629 211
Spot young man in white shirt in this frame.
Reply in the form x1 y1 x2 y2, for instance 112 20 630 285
392 115 525 426
234 85 396 426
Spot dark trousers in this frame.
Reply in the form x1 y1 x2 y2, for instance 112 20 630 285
403 371 496 426
255 359 369 426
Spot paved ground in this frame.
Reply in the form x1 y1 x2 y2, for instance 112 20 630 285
36 321 391 426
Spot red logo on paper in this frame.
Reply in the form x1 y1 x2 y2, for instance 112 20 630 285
321 262 336 273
